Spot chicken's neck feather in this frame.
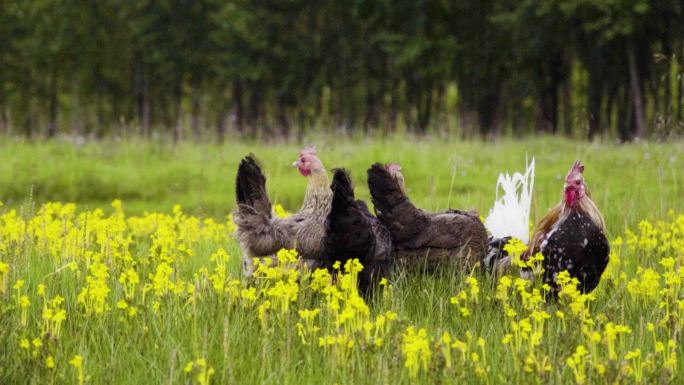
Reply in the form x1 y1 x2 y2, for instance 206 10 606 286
576 194 606 232
527 194 605 257
300 170 332 214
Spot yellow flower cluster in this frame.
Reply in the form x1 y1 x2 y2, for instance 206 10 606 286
402 326 431 378
312 259 398 355
2 201 683 385
1 201 236 382
438 330 490 378
184 357 215 385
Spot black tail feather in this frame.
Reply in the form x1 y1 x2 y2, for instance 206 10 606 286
367 163 406 215
330 168 356 215
367 163 427 244
325 169 371 264
235 155 271 214
324 168 392 297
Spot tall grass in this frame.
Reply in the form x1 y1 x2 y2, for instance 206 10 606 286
0 136 683 384
1 136 681 231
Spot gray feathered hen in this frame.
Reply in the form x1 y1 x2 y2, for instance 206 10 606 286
323 169 393 297
367 163 489 271
234 148 332 276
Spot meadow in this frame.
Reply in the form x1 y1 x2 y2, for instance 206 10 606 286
0 136 683 384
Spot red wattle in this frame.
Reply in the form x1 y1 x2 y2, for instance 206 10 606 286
299 168 311 177
564 189 576 206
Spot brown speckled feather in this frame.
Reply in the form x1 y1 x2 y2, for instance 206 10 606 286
367 163 488 270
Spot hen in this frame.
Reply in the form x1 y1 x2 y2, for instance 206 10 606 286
234 147 332 276
322 169 393 296
367 163 488 271
526 161 609 296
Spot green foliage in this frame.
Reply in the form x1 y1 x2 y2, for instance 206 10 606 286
0 1 682 138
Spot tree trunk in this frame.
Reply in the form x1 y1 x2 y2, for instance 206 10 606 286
535 95 549 133
617 85 632 142
628 44 646 139
246 87 262 136
161 95 172 129
417 81 433 133
96 89 105 138
364 91 378 132
47 69 58 138
662 19 672 117
605 85 617 135
142 83 151 137
21 80 34 138
190 83 201 141
232 80 244 133
216 109 226 144
71 78 83 135
388 87 398 134
276 97 290 138
136 63 151 138
677 42 683 124
0 103 6 134
562 79 573 136
587 69 602 140
549 82 559 134
649 75 660 119
478 95 498 136
510 98 520 135
173 89 183 144
404 78 417 131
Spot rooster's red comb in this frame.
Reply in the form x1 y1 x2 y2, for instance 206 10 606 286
565 160 584 181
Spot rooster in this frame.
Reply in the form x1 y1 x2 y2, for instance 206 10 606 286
367 163 489 271
234 147 332 276
526 161 609 296
322 169 392 296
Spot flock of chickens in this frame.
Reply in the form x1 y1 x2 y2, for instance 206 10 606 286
234 147 610 299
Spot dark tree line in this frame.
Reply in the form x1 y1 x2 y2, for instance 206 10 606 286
0 0 683 141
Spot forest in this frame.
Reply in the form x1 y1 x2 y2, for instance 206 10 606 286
1 0 683 141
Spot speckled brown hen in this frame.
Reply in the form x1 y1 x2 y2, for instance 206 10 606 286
367 163 488 271
234 147 332 276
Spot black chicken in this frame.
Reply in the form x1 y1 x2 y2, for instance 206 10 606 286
322 169 393 296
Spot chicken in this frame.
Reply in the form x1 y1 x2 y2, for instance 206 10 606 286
526 161 609 296
367 163 488 271
322 169 392 296
234 147 332 276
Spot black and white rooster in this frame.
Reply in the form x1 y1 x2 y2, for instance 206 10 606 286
485 160 609 296
525 161 609 296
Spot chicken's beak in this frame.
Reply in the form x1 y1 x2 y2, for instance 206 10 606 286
292 160 299 168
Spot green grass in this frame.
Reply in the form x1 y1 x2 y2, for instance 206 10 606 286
0 136 683 385
1 136 681 232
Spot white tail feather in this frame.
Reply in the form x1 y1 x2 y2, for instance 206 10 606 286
484 157 535 244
